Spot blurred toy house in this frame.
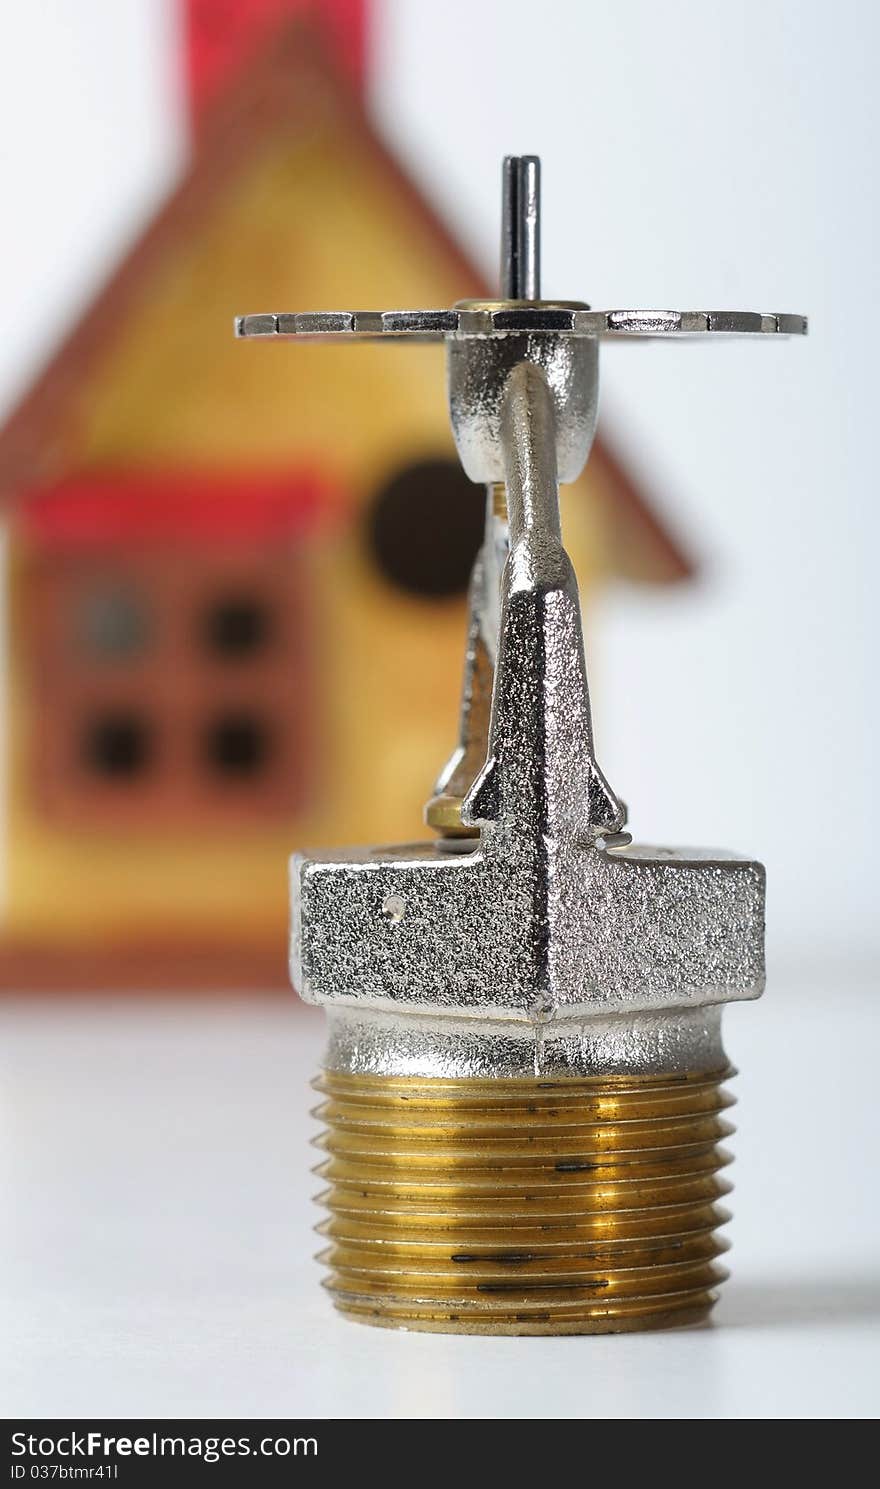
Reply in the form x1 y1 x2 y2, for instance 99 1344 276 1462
0 0 691 989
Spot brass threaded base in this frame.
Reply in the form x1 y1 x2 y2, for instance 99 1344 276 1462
312 1066 735 1336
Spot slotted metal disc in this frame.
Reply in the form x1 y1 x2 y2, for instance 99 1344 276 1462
235 306 808 342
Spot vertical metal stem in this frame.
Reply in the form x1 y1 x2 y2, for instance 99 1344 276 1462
500 362 560 544
500 155 541 301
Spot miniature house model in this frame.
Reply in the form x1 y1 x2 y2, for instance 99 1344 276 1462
0 21 690 989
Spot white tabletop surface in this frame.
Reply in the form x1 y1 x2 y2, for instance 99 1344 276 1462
0 971 877 1420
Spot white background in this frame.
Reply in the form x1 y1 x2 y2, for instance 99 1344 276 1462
0 0 876 973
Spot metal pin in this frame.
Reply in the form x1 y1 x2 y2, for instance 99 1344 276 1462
500 155 541 301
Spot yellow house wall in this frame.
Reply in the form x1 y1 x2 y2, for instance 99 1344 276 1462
2 119 606 942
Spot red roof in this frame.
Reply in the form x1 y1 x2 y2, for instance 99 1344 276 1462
21 471 335 549
185 0 367 129
0 22 693 587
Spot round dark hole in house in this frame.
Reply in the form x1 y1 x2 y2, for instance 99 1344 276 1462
366 459 483 599
82 713 152 779
203 596 272 657
204 713 270 778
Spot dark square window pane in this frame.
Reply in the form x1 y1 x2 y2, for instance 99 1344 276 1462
81 713 152 779
203 713 271 778
79 585 151 659
202 596 272 657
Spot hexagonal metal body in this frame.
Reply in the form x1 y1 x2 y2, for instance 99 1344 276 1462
292 839 764 1022
291 364 765 1038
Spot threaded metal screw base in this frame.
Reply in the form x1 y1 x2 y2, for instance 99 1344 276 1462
313 1066 735 1336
